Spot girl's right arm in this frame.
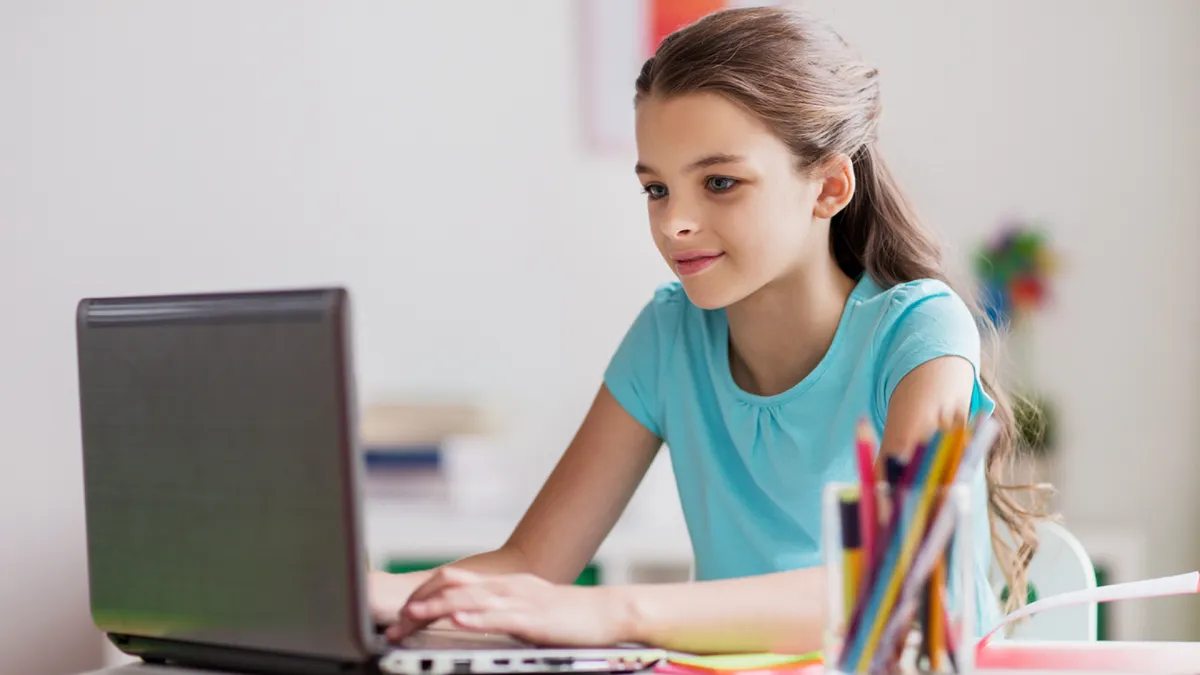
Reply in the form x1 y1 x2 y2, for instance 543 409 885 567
370 383 662 623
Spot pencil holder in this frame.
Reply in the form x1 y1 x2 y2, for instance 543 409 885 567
821 481 976 675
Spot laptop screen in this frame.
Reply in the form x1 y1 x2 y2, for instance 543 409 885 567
75 289 370 661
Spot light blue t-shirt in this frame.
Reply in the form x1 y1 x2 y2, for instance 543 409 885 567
604 273 1002 634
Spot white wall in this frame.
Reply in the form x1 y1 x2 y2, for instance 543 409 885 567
1 2 1197 672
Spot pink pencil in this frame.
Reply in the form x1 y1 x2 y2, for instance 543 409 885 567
855 420 878 582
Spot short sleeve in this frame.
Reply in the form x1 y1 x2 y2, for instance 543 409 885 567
875 281 996 424
603 289 673 438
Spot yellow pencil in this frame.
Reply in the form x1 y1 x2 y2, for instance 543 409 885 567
839 489 864 617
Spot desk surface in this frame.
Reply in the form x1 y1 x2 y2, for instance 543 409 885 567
77 644 1200 675
75 666 1144 675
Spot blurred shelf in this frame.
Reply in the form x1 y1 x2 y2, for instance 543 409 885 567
362 498 694 584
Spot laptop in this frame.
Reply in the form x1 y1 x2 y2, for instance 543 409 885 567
74 287 663 675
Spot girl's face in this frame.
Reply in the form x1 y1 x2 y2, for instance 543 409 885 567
634 92 833 310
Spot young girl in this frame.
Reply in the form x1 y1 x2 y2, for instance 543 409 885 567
371 6 1037 655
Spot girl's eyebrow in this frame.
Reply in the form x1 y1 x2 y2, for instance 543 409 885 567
635 153 747 176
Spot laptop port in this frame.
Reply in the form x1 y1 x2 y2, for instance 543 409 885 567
420 658 433 672
452 658 472 674
492 659 510 666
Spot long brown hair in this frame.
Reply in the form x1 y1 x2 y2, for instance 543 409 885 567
635 6 1045 613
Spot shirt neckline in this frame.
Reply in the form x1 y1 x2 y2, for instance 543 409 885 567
716 274 875 406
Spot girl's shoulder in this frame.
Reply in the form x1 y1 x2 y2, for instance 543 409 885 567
648 280 688 307
638 280 701 331
849 275 981 352
854 276 974 325
856 275 961 308
614 281 698 358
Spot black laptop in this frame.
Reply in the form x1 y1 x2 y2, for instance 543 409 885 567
74 287 662 675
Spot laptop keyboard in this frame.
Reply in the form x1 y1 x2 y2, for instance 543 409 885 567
375 626 533 651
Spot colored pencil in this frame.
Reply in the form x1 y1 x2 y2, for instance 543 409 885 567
839 489 863 617
854 419 878 578
852 425 958 670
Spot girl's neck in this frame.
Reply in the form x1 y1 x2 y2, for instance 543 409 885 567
725 255 858 397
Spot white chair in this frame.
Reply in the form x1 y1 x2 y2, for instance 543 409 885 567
990 520 1098 641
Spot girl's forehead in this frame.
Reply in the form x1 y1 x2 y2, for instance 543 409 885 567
636 92 763 132
635 95 789 171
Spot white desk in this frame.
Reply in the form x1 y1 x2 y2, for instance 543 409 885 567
74 666 1146 675
77 645 1200 675
79 640 1200 675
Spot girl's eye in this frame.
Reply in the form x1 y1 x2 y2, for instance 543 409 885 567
706 176 738 192
643 184 668 200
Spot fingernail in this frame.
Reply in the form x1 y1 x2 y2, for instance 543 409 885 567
455 612 478 627
408 602 426 616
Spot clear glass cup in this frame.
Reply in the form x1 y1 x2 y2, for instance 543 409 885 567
821 481 977 674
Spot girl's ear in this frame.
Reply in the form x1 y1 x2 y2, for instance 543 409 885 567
813 153 855 219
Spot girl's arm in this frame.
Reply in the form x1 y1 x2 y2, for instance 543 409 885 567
498 383 664 583
605 356 978 654
374 384 661 623
610 567 828 654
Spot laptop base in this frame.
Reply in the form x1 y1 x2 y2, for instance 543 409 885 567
109 633 380 675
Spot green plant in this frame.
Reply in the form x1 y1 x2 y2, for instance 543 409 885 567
1013 392 1056 456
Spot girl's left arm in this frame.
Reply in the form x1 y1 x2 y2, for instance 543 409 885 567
609 355 979 654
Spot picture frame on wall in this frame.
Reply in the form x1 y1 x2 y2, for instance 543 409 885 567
577 0 781 154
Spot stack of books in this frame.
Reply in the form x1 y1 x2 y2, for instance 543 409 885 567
359 400 496 503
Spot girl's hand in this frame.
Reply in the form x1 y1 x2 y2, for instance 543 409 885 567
369 569 429 624
386 567 632 647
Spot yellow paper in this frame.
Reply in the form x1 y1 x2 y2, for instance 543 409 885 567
667 651 821 671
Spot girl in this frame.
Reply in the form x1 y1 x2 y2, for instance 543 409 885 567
371 5 1037 655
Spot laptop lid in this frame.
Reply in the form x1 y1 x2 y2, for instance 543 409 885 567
75 288 374 666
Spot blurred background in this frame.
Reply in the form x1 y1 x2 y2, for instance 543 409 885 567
2 1 1198 673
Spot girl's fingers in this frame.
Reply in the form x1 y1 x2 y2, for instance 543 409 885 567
388 568 485 641
407 567 480 605
408 585 502 621
452 610 530 637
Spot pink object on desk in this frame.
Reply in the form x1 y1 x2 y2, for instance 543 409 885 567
977 641 1200 673
654 662 822 675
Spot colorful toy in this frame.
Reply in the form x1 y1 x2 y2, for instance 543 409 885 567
973 221 1058 327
